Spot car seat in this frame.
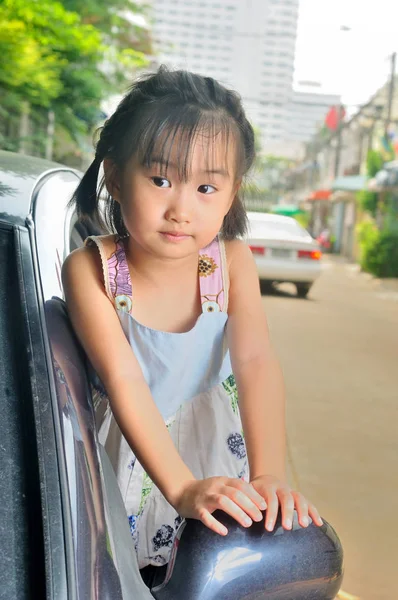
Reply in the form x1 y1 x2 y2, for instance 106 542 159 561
45 297 153 599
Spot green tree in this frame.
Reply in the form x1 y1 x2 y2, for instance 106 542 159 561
0 0 105 107
356 149 384 217
0 0 149 159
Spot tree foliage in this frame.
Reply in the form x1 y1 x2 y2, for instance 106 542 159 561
357 219 398 278
0 0 150 159
356 149 384 217
0 0 104 107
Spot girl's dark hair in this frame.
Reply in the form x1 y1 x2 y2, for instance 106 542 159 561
71 66 255 240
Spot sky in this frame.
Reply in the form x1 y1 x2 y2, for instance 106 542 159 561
294 0 398 110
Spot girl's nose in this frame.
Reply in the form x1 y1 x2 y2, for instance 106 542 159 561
165 191 191 224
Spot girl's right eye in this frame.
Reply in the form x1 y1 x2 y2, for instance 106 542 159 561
151 176 171 188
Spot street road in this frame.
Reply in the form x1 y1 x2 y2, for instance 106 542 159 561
263 257 398 600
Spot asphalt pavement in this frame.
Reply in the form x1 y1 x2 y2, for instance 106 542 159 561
262 256 398 600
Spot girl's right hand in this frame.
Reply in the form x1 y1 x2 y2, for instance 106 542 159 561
173 477 267 535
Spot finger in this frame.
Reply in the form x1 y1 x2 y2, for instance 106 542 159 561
199 508 228 536
277 489 295 530
264 491 279 531
225 486 263 522
229 479 267 511
215 494 253 528
308 503 324 526
291 492 310 528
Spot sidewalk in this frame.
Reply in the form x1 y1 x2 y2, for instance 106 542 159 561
323 255 398 295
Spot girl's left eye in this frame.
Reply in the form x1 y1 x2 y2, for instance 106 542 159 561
198 184 216 194
152 177 171 188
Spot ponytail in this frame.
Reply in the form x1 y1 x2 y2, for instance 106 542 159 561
69 154 105 228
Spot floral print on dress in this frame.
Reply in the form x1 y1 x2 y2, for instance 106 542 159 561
222 374 239 415
128 514 138 536
115 294 132 313
152 524 175 552
227 432 246 459
202 300 220 313
198 254 218 277
147 554 167 566
139 471 154 513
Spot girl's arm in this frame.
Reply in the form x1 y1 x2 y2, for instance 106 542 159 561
62 247 195 502
226 239 286 482
62 246 265 534
226 239 323 531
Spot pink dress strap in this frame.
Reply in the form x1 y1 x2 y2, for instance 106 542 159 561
198 237 229 313
86 234 229 315
85 235 133 315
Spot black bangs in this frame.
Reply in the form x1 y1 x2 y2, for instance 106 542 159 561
129 103 242 182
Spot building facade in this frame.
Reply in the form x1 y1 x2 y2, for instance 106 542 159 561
288 88 341 143
150 0 299 152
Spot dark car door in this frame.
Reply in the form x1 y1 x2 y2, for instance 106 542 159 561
0 166 152 599
0 219 67 600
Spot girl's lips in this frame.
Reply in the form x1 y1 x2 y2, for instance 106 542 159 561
160 232 191 242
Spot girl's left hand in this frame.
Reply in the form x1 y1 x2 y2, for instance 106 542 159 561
250 474 324 532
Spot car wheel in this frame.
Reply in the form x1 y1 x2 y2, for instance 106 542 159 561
260 280 274 295
296 283 312 298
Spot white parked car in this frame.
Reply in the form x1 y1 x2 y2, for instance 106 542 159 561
246 212 323 298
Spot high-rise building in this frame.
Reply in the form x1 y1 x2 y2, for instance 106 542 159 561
150 0 299 152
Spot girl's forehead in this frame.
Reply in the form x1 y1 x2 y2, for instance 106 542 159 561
146 129 238 178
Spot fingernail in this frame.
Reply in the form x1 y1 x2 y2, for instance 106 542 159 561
220 526 228 535
302 516 309 527
244 517 252 527
319 518 324 526
266 522 274 531
285 518 292 529
260 501 267 510
254 512 263 522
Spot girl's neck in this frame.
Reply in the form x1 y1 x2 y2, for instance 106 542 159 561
124 237 199 287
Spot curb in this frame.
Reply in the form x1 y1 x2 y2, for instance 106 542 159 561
346 264 398 292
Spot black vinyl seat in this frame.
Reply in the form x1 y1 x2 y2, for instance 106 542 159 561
45 297 153 599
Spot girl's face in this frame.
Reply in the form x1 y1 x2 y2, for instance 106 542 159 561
106 132 240 258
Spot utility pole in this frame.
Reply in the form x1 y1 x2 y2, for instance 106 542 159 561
334 105 345 177
385 52 396 135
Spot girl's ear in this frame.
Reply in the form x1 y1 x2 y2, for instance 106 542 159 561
103 158 121 202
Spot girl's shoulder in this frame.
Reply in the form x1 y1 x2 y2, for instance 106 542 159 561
223 238 252 272
84 233 121 261
62 234 120 298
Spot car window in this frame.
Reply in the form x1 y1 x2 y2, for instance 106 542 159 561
248 216 310 239
33 170 80 300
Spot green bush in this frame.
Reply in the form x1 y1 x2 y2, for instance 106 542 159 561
294 212 311 230
356 190 378 217
358 220 398 278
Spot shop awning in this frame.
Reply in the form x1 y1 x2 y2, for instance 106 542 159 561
307 189 331 201
271 204 305 216
331 175 368 192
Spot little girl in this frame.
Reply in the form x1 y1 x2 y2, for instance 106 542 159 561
63 66 322 579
